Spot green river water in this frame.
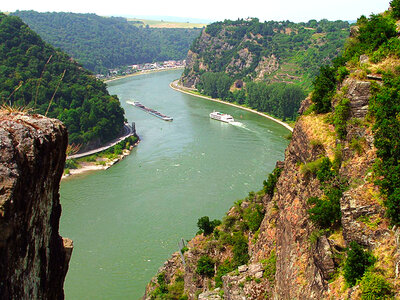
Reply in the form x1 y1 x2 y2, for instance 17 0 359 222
60 69 290 299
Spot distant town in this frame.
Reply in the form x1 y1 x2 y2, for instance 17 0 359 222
96 60 185 80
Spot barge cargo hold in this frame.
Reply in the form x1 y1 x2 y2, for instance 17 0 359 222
127 100 173 121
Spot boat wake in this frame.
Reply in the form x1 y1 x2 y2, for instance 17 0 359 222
230 121 254 132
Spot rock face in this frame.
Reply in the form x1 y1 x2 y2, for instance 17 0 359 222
145 68 400 298
0 111 72 300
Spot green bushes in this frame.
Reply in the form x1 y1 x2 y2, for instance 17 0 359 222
261 249 277 283
197 216 221 236
65 159 79 169
360 272 393 300
333 98 351 139
305 156 345 229
150 272 188 300
232 232 250 266
343 241 376 287
214 260 235 288
311 65 337 113
370 75 400 225
196 255 215 277
263 166 282 197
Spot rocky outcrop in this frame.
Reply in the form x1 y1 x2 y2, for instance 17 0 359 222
0 111 72 300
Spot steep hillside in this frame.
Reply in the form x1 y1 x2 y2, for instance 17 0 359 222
12 11 201 73
0 13 125 146
179 18 349 121
143 5 400 300
181 18 349 90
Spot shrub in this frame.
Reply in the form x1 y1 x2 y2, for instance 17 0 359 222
65 159 79 169
333 98 351 139
360 271 393 300
391 0 400 19
311 65 337 113
263 166 282 197
343 241 376 287
214 260 235 288
307 195 341 229
316 157 335 183
197 216 221 235
262 249 277 283
243 204 264 232
232 232 249 266
196 255 215 277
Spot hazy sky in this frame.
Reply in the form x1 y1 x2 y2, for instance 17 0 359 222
1 0 391 22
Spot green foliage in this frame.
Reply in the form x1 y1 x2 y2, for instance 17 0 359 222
196 255 215 277
65 159 79 169
197 72 234 99
370 74 400 225
0 13 125 145
343 241 376 287
300 157 326 178
333 98 351 139
391 0 400 19
360 271 393 300
311 65 337 113
189 18 349 89
307 194 341 229
197 216 221 236
232 232 249 266
214 260 235 288
151 272 187 300
246 82 305 121
12 11 200 73
243 203 264 232
261 249 277 283
316 157 335 183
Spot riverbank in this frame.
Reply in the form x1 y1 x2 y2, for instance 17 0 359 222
62 137 140 180
104 66 184 84
170 80 294 132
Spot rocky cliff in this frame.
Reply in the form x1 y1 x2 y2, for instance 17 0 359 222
144 71 399 299
144 10 400 299
180 19 349 90
0 109 72 300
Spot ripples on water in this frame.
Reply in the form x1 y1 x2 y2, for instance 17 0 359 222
60 70 290 299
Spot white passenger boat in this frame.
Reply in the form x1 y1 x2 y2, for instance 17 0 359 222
209 111 235 123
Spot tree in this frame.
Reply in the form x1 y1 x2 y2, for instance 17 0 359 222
343 242 376 287
197 216 221 235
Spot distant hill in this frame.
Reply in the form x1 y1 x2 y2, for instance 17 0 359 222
179 18 350 120
12 11 201 73
0 13 125 145
127 18 207 28
182 18 350 91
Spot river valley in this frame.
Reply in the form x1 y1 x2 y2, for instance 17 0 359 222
59 69 290 299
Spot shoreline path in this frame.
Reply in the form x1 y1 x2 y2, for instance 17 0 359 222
66 123 136 160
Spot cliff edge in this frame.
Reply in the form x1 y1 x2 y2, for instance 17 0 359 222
0 109 72 300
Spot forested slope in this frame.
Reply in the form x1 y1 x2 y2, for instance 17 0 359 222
180 18 349 121
12 11 201 73
0 13 125 145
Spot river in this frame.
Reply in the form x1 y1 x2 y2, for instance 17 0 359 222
60 69 290 299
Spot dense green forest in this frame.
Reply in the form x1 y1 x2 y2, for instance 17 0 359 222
0 13 125 145
309 2 400 227
182 18 349 120
196 72 305 121
12 11 201 73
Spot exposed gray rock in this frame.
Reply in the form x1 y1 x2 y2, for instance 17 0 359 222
0 112 71 300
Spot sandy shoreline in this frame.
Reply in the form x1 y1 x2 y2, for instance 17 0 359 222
61 139 140 180
104 67 184 84
169 80 294 132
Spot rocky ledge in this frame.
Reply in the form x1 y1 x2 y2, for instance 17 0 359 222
0 110 72 300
